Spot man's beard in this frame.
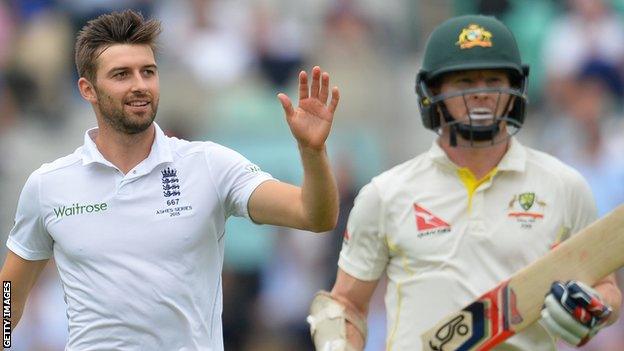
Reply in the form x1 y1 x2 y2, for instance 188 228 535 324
95 88 158 135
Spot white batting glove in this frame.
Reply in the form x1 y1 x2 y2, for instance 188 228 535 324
539 280 612 347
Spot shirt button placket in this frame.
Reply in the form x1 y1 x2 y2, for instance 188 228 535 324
117 172 130 196
470 190 487 236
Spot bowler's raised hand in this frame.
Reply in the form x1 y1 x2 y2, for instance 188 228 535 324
277 66 339 150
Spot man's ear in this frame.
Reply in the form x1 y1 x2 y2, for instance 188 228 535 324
78 77 97 104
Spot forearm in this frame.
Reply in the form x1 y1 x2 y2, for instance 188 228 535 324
299 145 338 232
0 253 48 331
0 279 27 331
9 299 24 331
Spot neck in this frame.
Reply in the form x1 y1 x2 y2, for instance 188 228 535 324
94 122 156 174
439 137 510 179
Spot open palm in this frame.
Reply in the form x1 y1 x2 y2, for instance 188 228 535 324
278 66 340 150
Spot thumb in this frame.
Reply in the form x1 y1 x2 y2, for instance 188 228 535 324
277 93 295 121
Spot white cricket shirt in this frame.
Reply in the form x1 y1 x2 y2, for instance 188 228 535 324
339 139 597 351
7 123 273 350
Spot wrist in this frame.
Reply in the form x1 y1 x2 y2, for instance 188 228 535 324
298 143 327 156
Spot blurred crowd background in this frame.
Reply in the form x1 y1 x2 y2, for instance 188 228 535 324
1 0 623 350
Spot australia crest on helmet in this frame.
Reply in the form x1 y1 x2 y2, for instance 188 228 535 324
456 24 493 49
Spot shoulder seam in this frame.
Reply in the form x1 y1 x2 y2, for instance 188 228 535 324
523 151 571 181
170 140 211 159
37 156 83 176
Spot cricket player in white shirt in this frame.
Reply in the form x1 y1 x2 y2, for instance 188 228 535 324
0 10 340 350
307 15 621 351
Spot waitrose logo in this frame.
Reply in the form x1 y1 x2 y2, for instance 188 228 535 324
53 202 108 218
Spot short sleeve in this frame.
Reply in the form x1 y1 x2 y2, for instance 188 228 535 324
566 170 598 235
205 143 274 218
338 182 389 281
6 171 53 260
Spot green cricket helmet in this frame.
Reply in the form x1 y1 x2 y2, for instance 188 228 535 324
415 15 529 145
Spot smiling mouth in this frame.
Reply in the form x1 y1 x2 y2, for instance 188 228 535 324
125 101 150 107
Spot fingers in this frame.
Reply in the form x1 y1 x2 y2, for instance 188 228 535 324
319 72 330 103
566 281 612 323
301 66 332 101
298 71 309 100
310 66 321 98
298 65 339 113
277 93 294 120
329 86 340 114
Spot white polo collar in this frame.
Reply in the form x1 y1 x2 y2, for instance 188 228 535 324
427 137 527 173
80 122 174 175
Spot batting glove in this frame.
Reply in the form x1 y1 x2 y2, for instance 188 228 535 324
540 280 612 346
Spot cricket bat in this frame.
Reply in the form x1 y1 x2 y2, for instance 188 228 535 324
420 204 624 351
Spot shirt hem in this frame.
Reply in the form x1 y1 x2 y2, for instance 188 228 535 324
241 175 275 220
338 255 383 281
6 237 52 261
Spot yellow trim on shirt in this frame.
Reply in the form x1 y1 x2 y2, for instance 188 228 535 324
457 167 498 210
386 239 415 275
385 281 402 351
385 238 414 350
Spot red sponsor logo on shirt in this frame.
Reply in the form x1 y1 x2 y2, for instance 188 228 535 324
414 204 451 237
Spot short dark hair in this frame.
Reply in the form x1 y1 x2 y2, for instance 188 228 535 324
75 9 161 82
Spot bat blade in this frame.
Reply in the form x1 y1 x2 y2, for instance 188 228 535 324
421 205 624 351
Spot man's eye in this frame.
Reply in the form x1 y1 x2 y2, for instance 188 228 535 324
114 72 128 78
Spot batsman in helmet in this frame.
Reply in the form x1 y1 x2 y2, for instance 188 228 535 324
416 15 528 148
308 15 621 351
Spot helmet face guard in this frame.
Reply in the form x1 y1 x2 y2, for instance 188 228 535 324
415 15 530 146
416 71 529 147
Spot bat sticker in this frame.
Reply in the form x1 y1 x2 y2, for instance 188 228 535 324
424 281 520 350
